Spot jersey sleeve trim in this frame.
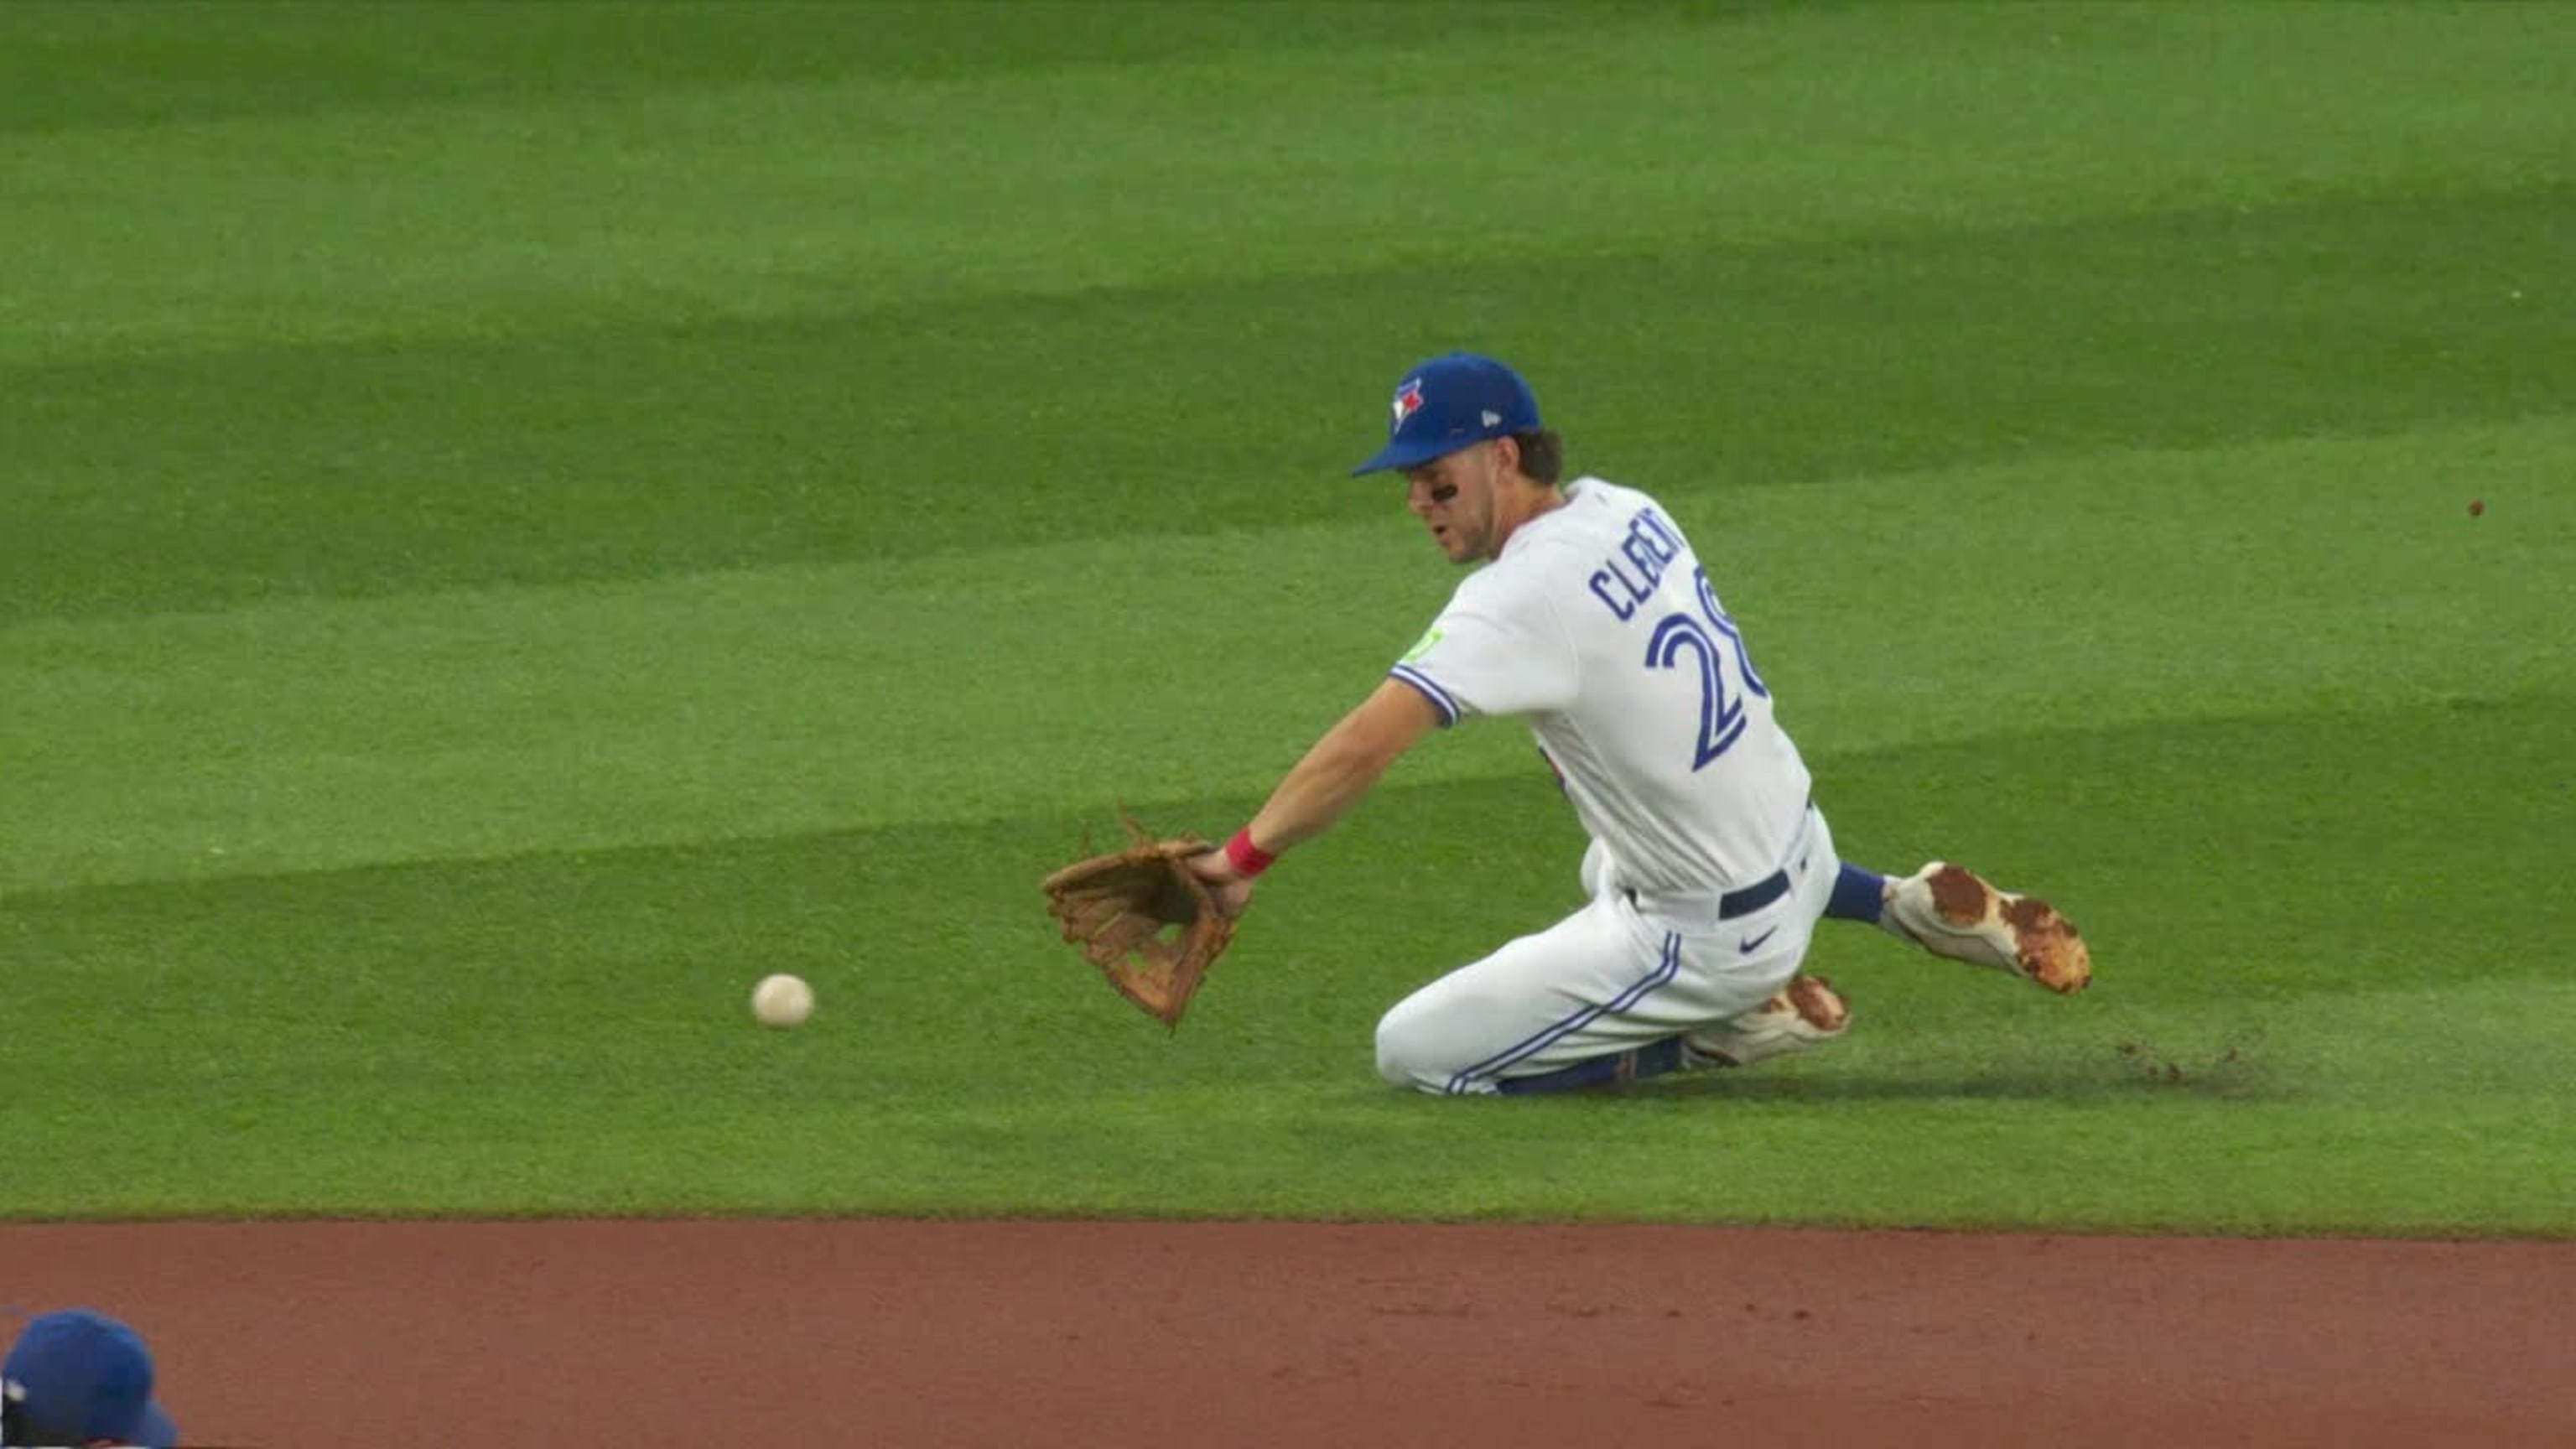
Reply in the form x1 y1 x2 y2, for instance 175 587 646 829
1386 665 1462 727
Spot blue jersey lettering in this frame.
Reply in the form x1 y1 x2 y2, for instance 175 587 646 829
1587 507 1686 621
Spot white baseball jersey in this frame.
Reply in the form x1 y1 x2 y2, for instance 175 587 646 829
1387 476 1812 899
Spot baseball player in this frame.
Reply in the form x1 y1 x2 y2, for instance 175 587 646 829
1188 352 2089 1094
2 1309 179 1448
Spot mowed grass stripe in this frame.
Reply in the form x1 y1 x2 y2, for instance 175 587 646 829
8 414 2568 894
9 181 2569 621
4 692 2566 1226
0 0 1658 136
4 3 2568 368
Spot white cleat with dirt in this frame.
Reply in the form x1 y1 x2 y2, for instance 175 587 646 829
1683 974 1852 1068
1881 862 2091 995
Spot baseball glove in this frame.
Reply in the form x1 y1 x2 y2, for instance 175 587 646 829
1041 815 1238 1029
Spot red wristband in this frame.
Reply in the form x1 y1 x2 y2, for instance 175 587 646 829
1223 828 1277 878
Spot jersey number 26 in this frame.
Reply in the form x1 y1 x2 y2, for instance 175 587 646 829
1643 568 1770 770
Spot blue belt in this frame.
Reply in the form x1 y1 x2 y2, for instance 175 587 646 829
1718 869 1791 920
1622 869 1788 922
1721 797 1816 918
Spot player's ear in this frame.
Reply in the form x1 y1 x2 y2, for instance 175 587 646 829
1493 434 1520 476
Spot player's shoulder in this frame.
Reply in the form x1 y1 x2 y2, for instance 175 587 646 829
1563 474 1663 517
1516 475 1663 554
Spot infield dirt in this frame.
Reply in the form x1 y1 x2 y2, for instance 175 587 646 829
6 1219 2568 1446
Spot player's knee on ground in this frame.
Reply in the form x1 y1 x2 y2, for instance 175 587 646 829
1374 995 1467 1094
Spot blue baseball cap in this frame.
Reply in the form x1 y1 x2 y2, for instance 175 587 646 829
3 1310 179 1449
1350 352 1543 475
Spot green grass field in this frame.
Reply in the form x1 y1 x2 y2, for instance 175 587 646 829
4 1 2570 1234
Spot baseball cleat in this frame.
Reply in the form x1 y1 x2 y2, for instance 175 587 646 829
1880 862 2091 994
1684 974 1852 1068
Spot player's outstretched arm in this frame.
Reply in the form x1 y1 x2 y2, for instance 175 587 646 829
1190 679 1442 905
1245 679 1442 854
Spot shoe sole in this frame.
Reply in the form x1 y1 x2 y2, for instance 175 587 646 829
1780 973 1853 1032
1916 863 2092 995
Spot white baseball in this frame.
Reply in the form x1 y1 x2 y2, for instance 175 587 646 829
750 973 815 1029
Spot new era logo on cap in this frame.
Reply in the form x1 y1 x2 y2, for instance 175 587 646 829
1351 352 1544 476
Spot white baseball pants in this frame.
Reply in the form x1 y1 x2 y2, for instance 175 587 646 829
1374 805 1841 1094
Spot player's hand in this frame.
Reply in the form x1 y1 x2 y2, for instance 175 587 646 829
1187 847 1256 919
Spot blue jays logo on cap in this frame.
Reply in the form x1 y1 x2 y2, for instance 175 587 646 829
1352 352 1543 476
1390 378 1426 428
3 1311 180 1449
